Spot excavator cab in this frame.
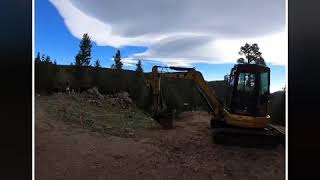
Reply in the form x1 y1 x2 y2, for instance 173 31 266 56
225 64 270 117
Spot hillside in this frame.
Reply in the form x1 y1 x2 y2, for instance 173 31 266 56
36 63 285 126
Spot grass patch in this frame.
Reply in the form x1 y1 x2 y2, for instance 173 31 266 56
36 93 157 137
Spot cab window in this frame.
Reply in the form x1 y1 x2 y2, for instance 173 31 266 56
237 73 256 92
260 72 269 95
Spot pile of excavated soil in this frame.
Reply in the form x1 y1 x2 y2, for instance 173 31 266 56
105 92 133 109
81 87 134 109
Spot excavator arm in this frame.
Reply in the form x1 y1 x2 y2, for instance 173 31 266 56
147 66 226 123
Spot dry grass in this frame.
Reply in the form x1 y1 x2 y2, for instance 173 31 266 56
36 93 158 137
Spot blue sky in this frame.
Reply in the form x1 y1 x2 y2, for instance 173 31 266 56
35 0 286 92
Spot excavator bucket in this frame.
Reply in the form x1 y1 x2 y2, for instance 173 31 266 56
154 109 176 129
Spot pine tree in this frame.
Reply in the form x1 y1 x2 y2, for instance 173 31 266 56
44 55 52 64
135 59 143 76
236 57 245 64
94 59 101 68
35 52 41 63
93 59 101 86
41 54 46 62
75 33 92 67
237 43 266 66
112 50 123 70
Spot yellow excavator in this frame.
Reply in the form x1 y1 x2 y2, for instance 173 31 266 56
147 64 284 147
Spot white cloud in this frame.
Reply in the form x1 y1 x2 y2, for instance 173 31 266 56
49 0 286 65
121 57 137 67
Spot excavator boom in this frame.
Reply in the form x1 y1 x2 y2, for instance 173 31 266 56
149 66 224 120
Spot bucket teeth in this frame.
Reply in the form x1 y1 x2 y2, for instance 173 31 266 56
154 109 177 129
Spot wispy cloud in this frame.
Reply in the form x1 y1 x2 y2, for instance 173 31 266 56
122 57 137 67
50 0 286 66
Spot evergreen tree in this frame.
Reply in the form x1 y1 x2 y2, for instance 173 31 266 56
35 52 41 63
237 57 245 64
237 43 266 66
112 50 123 70
75 33 92 67
135 59 144 77
93 59 101 87
94 59 101 68
41 54 46 62
44 55 52 64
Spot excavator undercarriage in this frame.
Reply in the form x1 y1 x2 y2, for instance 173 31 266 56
211 119 284 148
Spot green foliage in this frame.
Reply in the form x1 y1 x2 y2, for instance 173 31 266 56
41 54 45 62
268 91 285 126
112 50 123 70
72 33 93 90
35 63 229 113
75 33 92 67
44 55 52 64
135 60 144 76
237 43 266 66
159 79 210 113
35 52 41 63
35 52 59 94
92 64 102 87
94 59 101 68
163 85 183 113
237 57 245 64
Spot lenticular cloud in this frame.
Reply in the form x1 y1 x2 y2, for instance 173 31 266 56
49 0 286 66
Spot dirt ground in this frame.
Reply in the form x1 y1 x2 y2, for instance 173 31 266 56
36 96 285 180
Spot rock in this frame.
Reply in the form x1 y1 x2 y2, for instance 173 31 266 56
105 92 133 109
88 99 102 107
128 132 134 136
128 132 135 137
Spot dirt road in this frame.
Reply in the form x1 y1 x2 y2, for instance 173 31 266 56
36 97 285 180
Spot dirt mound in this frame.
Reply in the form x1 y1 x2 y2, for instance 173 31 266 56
81 88 134 109
81 87 104 100
106 92 133 109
